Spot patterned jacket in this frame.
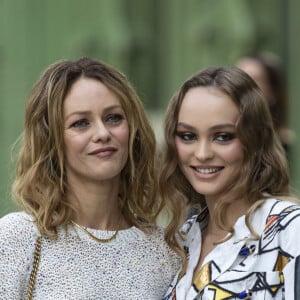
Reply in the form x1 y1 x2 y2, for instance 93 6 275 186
163 198 300 299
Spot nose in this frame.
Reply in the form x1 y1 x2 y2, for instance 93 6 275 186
194 140 214 161
92 121 110 143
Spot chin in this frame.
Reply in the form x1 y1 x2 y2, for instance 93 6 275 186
192 185 223 197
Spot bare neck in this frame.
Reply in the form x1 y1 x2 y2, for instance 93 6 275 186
204 194 250 236
67 177 122 230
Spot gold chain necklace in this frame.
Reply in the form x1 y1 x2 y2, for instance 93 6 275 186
71 218 121 243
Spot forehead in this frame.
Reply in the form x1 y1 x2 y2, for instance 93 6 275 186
178 86 239 126
63 78 122 112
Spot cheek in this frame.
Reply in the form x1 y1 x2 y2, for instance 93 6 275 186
63 133 86 155
175 139 189 163
114 124 130 159
224 142 244 164
118 124 130 148
63 134 72 153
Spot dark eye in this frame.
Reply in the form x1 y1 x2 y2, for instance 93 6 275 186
176 131 197 142
71 119 90 129
214 133 235 142
104 114 124 124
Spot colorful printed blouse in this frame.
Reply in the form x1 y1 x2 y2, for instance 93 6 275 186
163 198 300 299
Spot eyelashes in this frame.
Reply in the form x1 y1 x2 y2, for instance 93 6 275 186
176 131 236 143
176 132 197 142
104 113 124 124
214 133 236 142
69 114 125 130
70 119 90 129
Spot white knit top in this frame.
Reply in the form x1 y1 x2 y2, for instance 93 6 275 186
0 212 180 299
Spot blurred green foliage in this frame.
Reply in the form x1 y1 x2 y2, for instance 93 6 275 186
0 0 297 216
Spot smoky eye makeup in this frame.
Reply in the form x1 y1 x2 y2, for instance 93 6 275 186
176 131 197 141
214 132 236 142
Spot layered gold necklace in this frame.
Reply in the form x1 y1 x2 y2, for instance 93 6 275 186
71 218 121 243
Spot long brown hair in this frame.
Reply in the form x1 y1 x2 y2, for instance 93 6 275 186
13 57 159 237
159 66 290 269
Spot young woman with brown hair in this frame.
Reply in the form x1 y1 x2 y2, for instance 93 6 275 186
160 66 300 299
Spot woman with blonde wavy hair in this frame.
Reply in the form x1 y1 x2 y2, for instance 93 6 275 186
160 66 300 299
0 57 180 299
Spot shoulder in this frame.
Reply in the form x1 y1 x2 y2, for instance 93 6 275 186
257 198 300 247
144 226 182 268
0 211 35 227
143 226 180 257
0 211 39 244
248 198 300 278
258 198 300 220
143 225 168 244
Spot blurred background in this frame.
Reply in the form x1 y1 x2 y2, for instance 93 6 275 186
0 0 299 216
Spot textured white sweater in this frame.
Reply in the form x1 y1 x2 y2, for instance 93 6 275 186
0 212 180 299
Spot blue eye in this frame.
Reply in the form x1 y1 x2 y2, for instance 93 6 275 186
215 133 235 142
104 114 124 124
71 119 90 128
176 131 197 142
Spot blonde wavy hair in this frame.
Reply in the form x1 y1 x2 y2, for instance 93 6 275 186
159 66 291 270
13 57 159 238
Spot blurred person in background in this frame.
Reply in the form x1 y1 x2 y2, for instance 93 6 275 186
160 66 300 299
236 51 295 157
0 57 180 299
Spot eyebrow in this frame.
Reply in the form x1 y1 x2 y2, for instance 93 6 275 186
176 122 236 131
64 104 123 121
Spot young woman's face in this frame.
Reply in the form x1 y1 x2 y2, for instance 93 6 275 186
175 86 244 200
63 78 129 185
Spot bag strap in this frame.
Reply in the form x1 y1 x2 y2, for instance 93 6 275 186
27 236 42 300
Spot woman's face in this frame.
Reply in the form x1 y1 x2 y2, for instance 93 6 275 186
63 78 129 185
175 86 244 200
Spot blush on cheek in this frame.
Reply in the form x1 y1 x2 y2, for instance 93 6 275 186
224 142 244 163
175 144 189 164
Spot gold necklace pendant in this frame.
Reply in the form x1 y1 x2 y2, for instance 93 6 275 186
71 219 121 243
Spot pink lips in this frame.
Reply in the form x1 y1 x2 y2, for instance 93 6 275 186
88 147 117 157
